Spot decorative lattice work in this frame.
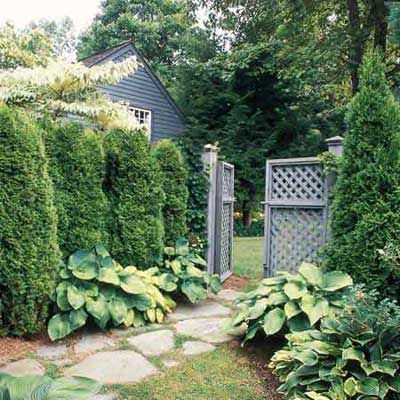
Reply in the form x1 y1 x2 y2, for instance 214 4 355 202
269 208 325 274
222 166 234 198
270 164 324 201
220 203 233 277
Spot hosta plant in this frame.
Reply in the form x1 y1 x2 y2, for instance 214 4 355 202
228 263 353 343
48 244 176 340
269 288 400 400
159 238 222 303
0 373 101 399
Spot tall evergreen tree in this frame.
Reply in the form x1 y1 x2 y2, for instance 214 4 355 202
327 49 400 294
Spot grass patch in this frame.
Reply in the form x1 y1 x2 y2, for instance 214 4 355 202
113 346 266 400
233 237 263 281
174 334 196 348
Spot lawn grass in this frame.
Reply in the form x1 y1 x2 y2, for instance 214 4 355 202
233 236 264 280
113 346 266 400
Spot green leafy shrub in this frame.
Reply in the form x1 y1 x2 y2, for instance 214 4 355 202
0 105 59 336
0 373 101 399
45 121 109 256
228 263 353 344
159 238 222 303
104 129 164 268
234 219 264 237
326 50 400 294
48 244 176 340
154 139 189 246
269 288 400 400
178 138 208 246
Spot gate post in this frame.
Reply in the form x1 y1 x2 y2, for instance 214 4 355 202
202 144 219 274
325 136 343 239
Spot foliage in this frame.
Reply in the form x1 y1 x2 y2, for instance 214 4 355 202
228 263 353 344
159 238 222 303
0 373 101 399
178 137 208 247
44 121 109 256
48 244 176 341
326 50 400 295
154 140 189 246
104 128 165 268
0 55 139 130
318 151 340 176
78 0 217 83
0 105 59 336
269 287 400 400
234 218 264 237
0 23 53 69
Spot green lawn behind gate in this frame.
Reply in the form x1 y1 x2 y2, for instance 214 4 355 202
233 236 264 280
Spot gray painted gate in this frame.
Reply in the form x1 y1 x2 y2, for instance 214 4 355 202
262 157 328 277
214 161 235 281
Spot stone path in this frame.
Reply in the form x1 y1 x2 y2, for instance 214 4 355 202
0 289 243 397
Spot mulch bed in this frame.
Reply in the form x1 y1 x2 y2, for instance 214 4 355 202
0 334 47 364
223 275 250 291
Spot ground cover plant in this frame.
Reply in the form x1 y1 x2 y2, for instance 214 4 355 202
0 373 101 399
159 238 222 303
0 105 59 336
269 288 400 400
228 263 353 343
48 244 176 340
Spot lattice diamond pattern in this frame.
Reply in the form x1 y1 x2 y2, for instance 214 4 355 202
269 208 325 274
270 164 324 201
220 203 232 277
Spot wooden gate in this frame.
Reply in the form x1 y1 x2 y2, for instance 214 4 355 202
262 157 328 277
214 161 235 281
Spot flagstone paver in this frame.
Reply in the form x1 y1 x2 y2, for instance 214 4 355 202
74 333 115 354
92 393 119 400
0 359 45 376
127 330 175 356
212 289 241 303
36 343 68 359
65 350 158 384
174 317 232 344
168 300 231 321
182 341 215 355
162 359 180 368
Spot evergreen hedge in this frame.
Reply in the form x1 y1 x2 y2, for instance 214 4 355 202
45 122 109 256
154 140 189 246
104 129 165 267
326 50 400 294
0 106 59 335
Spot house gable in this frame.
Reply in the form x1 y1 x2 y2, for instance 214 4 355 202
80 42 186 142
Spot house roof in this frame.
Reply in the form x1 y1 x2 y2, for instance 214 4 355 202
79 41 186 123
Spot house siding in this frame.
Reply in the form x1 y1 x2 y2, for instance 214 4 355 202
94 45 185 142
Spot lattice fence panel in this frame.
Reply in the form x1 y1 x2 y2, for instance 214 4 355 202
220 203 233 278
270 164 325 201
264 158 328 276
269 208 325 274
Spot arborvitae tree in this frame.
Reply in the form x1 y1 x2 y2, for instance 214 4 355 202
104 129 165 267
45 121 109 256
327 50 400 294
154 140 189 245
0 105 59 335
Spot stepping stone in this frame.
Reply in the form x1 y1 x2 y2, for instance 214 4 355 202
127 330 174 356
213 289 241 303
0 359 45 376
52 358 73 368
162 359 180 368
75 333 115 354
92 393 119 400
168 300 231 321
182 341 215 355
36 343 68 359
65 350 158 384
175 318 232 344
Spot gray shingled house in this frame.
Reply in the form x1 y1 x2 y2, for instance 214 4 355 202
80 41 186 142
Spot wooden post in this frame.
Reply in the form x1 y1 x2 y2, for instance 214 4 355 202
202 144 219 274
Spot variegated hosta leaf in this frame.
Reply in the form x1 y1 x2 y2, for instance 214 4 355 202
299 263 324 287
263 308 286 335
321 271 353 292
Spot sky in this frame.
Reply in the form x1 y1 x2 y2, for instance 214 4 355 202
0 0 102 32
